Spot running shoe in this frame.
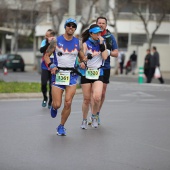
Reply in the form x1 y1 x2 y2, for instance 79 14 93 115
88 116 100 125
91 115 98 128
50 106 57 118
81 120 88 129
98 116 101 125
42 99 47 107
88 117 92 125
48 102 51 109
57 125 66 136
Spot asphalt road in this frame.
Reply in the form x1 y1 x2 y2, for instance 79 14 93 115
0 82 170 170
0 69 41 83
0 69 170 85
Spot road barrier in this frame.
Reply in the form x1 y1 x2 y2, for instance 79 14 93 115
3 67 8 75
138 67 144 84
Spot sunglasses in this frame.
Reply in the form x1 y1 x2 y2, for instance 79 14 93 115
66 23 77 29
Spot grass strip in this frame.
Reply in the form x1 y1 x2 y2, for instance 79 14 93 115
0 81 81 93
0 81 41 93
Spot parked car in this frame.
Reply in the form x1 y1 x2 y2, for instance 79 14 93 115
0 54 25 72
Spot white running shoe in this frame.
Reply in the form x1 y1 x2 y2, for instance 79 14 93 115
88 117 92 125
88 116 100 125
81 120 88 129
91 116 98 128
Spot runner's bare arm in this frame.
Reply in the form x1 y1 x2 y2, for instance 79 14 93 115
110 49 118 58
44 39 57 66
78 40 87 62
101 43 109 60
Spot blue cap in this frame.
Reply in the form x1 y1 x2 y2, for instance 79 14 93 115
89 27 102 34
64 18 77 29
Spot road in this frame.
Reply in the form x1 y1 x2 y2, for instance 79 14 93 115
0 69 41 83
0 69 170 84
0 81 170 170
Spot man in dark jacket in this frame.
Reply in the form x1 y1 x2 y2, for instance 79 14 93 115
147 46 164 84
144 49 151 80
130 50 137 75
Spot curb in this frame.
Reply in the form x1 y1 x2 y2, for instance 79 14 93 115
0 89 82 100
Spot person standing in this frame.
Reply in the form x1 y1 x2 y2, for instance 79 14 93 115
88 16 118 125
147 46 164 84
80 24 108 129
40 29 55 109
118 51 125 74
144 49 151 81
44 18 87 136
129 51 137 75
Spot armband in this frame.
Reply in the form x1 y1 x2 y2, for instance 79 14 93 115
49 63 57 70
99 44 106 52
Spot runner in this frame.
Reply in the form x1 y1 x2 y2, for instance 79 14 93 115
88 17 118 125
80 24 108 129
44 18 87 136
40 29 55 109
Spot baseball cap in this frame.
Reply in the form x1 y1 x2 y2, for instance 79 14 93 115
64 18 77 29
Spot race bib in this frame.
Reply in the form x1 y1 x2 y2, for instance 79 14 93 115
85 68 100 80
55 71 70 85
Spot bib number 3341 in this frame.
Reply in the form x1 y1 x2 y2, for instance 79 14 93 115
55 71 70 85
85 68 99 80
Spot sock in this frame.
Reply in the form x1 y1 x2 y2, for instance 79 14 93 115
92 114 97 117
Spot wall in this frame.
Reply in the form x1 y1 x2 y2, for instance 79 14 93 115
17 51 40 66
117 20 170 35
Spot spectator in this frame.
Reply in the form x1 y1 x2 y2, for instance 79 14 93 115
144 49 151 81
130 50 137 75
118 51 125 74
147 46 164 84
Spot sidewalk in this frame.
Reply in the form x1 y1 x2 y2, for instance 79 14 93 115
110 69 170 84
0 89 83 100
0 66 170 100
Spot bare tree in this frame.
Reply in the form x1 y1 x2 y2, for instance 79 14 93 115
108 0 131 42
0 0 38 54
108 0 130 75
50 0 68 35
79 0 99 33
133 0 170 48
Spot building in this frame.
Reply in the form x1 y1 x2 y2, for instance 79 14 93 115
0 0 170 71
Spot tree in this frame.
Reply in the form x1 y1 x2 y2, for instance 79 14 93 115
108 0 130 75
0 0 38 53
79 0 99 33
133 0 170 48
108 0 130 41
49 0 68 35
